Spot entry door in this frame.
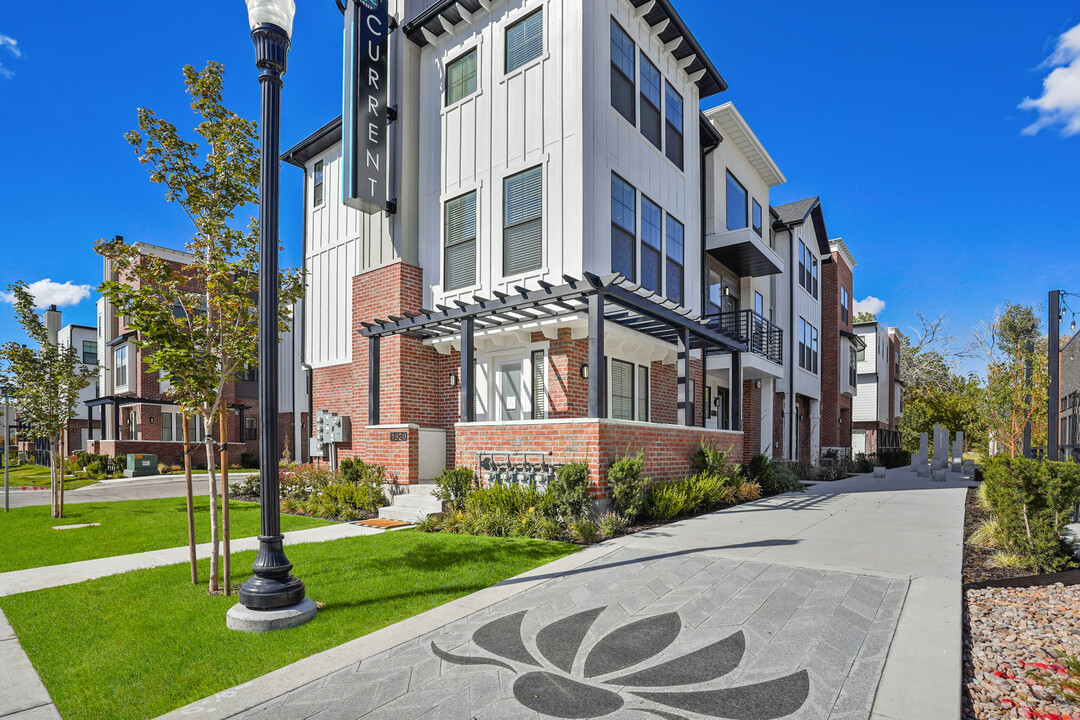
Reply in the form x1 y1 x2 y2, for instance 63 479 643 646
496 361 523 421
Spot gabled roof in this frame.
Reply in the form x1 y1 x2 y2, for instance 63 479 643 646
703 102 785 187
402 0 727 97
772 196 832 260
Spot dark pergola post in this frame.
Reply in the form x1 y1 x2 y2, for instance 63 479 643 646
112 402 120 441
87 404 94 441
460 318 475 423
588 293 605 418
677 328 691 426
731 351 742 432
369 336 381 426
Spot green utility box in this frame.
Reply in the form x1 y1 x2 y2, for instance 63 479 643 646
124 453 158 478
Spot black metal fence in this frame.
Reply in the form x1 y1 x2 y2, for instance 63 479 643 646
707 309 783 365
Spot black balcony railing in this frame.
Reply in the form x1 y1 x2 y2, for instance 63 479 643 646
706 310 783 365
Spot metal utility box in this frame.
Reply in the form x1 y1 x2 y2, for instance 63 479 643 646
124 453 158 478
309 436 326 458
315 410 351 444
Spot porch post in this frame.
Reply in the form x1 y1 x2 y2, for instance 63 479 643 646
731 351 742 432
87 404 94 441
677 328 691 426
112 402 120 441
369 336 381 426
460 318 475 423
588 294 605 418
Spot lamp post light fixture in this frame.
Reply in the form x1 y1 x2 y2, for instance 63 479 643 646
230 0 314 631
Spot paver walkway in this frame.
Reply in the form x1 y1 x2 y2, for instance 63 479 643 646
161 467 974 720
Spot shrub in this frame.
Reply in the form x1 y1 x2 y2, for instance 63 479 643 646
465 484 545 518
735 479 762 502
278 464 333 501
852 453 874 474
433 467 476 513
693 438 729 475
547 462 590 521
760 465 805 496
320 480 386 514
230 476 260 498
608 452 647 520
338 457 386 484
989 551 1027 569
598 511 628 538
983 456 1080 572
240 452 256 468
534 516 562 541
1026 651 1080 707
967 518 1005 549
686 472 728 510
645 480 690 521
877 449 912 469
280 497 298 513
569 518 600 543
415 515 443 533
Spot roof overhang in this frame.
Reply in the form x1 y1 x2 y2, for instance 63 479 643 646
106 331 137 348
703 103 785 187
829 237 856 268
282 116 343 168
705 228 783 277
840 330 866 348
402 0 727 97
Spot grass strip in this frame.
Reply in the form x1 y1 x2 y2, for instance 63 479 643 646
0 531 577 720
0 497 331 573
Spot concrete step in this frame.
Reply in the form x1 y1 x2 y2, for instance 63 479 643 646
389 493 444 512
377 506 430 524
403 482 440 499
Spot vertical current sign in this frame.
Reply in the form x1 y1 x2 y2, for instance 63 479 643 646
343 0 389 214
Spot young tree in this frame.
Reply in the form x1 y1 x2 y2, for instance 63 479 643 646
853 311 877 323
0 284 96 518
96 62 304 593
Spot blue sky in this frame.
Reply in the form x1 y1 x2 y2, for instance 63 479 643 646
1 1 1078 375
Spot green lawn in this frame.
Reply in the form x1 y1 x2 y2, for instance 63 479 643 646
0 531 577 720
0 497 331 573
3 464 99 491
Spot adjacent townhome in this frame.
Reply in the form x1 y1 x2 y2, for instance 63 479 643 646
820 239 863 456
851 320 902 455
87 240 308 466
58 321 101 452
1059 333 1080 461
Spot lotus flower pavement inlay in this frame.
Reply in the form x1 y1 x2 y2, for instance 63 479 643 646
430 606 810 719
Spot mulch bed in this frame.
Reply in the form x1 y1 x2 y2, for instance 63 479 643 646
963 486 1040 585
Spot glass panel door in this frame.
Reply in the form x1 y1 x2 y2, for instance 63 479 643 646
496 361 523 421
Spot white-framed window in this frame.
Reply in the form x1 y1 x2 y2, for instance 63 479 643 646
610 18 635 124
637 365 649 421
446 47 478 105
531 349 547 420
640 196 662 293
639 53 662 149
665 215 684 305
313 160 324 208
445 191 477 290
506 8 542 73
726 171 748 230
849 346 858 387
503 166 543 276
114 344 129 390
664 82 683 169
798 318 819 374
611 173 636 281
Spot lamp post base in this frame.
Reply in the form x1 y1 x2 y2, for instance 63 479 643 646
237 534 306 609
227 597 317 633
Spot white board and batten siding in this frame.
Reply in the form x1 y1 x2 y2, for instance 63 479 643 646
853 377 879 423
789 223 822 401
419 0 585 311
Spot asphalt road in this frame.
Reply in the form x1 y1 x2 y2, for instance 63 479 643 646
1 472 254 510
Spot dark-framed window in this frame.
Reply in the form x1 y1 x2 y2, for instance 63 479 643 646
665 214 684 305
752 199 762 236
841 286 850 324
717 386 730 429
237 364 257 383
812 256 819 299
82 340 98 365
313 160 324 207
640 196 662 293
245 417 258 441
445 191 477 289
611 358 635 421
531 349 546 420
664 82 683 169
798 241 818 298
162 411 173 442
637 365 649 421
726 171 748 230
849 346 858 387
610 18 635 124
446 48 478 105
639 53 662 149
798 319 819 373
504 166 543 275
506 8 543 72
611 173 636 281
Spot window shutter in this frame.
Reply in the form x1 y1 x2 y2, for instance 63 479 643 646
507 10 543 72
611 359 634 421
531 350 546 420
637 365 649 421
504 167 543 275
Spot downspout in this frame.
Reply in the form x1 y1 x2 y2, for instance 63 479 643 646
788 225 797 460
300 161 312 462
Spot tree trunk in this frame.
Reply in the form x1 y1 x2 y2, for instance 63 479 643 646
219 406 231 596
203 419 220 594
49 439 58 519
182 413 198 585
58 433 65 518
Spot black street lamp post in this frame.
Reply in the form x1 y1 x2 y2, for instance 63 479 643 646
236 0 307 614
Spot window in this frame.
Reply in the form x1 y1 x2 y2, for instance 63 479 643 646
531 350 546 420
752 199 762 236
726 172 747 230
665 215 684 305
640 197 662 293
82 340 97 365
637 365 649 421
245 417 258 441
849 347 858 387
162 412 173 442
611 174 636 280
610 19 635 124
503 166 543 275
841 286 850 324
611 359 634 421
237 364 257 383
506 9 542 72
798 318 819 373
812 255 819 298
446 48 478 105
114 345 128 389
313 160 324 207
445 191 477 289
639 54 662 149
857 345 866 362
798 241 818 298
664 82 683 168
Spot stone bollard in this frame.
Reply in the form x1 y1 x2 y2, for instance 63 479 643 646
932 468 947 482
951 460 962 473
917 464 931 477
962 460 975 476
873 466 887 479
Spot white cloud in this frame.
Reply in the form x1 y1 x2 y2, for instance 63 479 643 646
0 279 93 309
0 34 19 79
854 296 885 317
1019 22 1080 136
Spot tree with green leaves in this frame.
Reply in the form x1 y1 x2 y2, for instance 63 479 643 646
853 311 877 323
1 283 96 518
96 62 304 593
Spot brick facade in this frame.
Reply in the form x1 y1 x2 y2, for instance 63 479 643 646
821 246 854 451
741 379 762 458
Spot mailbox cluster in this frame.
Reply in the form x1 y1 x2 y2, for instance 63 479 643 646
477 452 562 492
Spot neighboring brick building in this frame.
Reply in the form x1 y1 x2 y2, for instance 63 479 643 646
820 239 862 456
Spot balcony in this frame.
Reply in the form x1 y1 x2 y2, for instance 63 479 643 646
705 227 783 277
706 310 783 366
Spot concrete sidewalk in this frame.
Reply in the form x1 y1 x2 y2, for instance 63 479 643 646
0 522 381 597
158 466 974 720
